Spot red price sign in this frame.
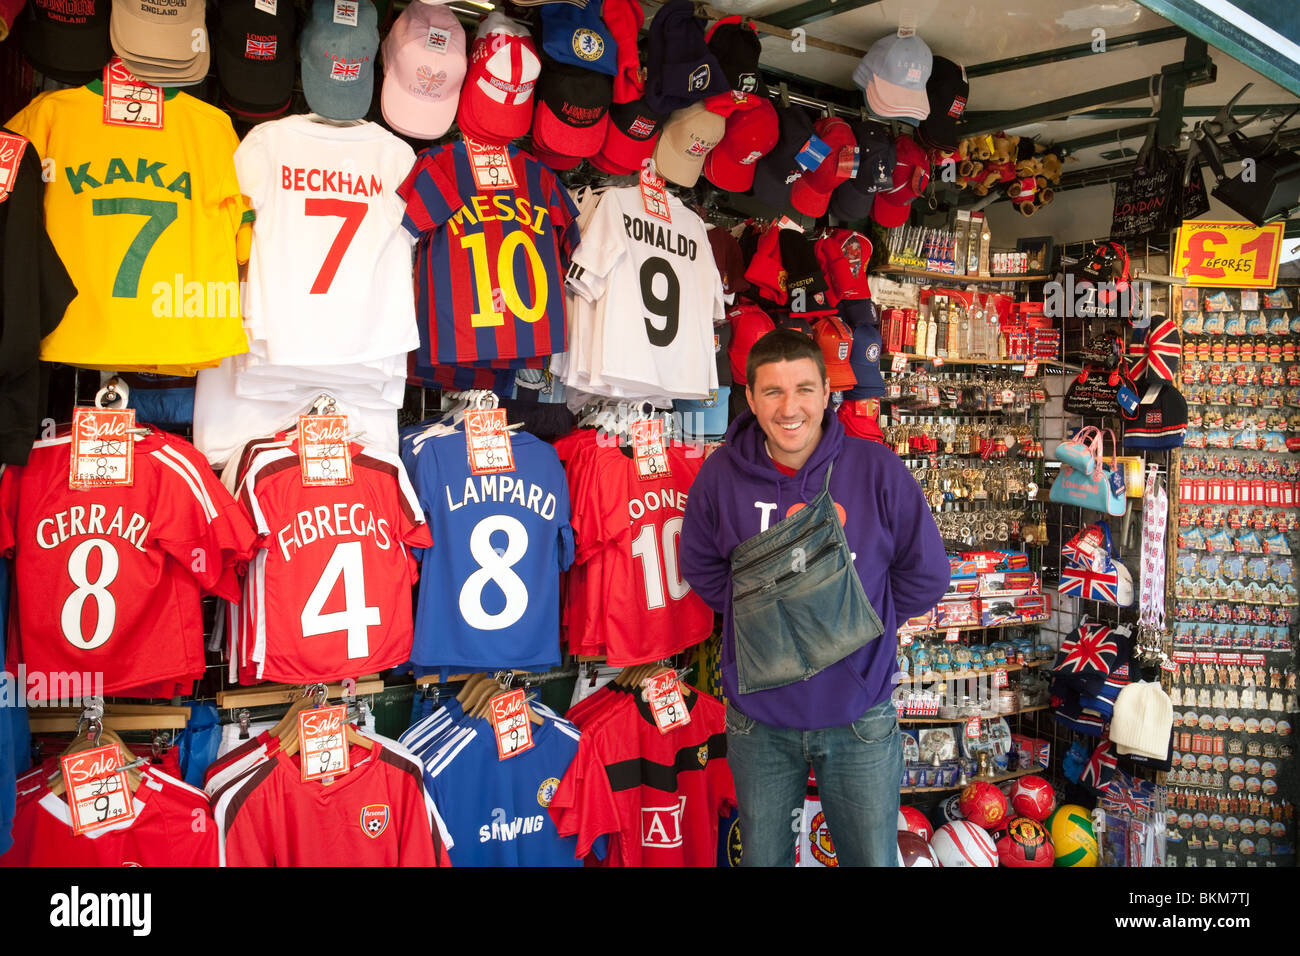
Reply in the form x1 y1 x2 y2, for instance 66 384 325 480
1173 220 1284 288
645 671 692 734
298 705 351 783
464 408 515 476
70 407 135 489
298 414 353 486
61 744 135 836
491 689 534 759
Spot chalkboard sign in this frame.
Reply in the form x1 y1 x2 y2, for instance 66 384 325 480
1110 148 1209 241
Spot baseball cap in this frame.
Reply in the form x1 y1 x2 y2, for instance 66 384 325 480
814 314 857 391
674 387 730 441
300 0 379 121
110 0 208 85
779 229 832 316
216 0 298 119
840 300 884 399
915 56 968 153
742 223 787 306
728 303 776 386
18 0 111 83
750 102 816 215
456 13 541 144
870 134 931 229
707 226 749 300
814 229 873 305
652 101 725 187
790 116 859 218
828 119 895 220
380 2 466 139
838 398 885 442
533 54 612 158
853 33 932 121
539 0 617 75
594 97 664 173
703 94 778 192
529 140 583 170
773 312 814 337
705 16 761 94
643 0 729 114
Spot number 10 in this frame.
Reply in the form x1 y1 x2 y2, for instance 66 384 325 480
630 516 688 610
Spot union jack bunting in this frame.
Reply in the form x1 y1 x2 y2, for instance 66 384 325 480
1059 561 1121 603
1081 738 1117 792
1053 621 1120 676
1099 770 1156 815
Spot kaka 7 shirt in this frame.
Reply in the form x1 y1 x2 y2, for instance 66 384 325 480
218 741 449 867
237 439 431 684
233 115 419 366
0 429 254 697
1 767 218 867
550 685 734 866
398 139 580 366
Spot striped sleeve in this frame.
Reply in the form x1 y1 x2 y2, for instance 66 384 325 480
397 149 463 238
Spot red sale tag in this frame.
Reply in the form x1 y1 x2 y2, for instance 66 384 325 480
102 59 163 129
945 627 960 642
994 667 1008 688
639 166 672 223
70 407 135 489
1024 360 1039 377
1173 220 1284 288
933 356 945 367
491 689 534 759
299 705 351 783
0 131 27 204
465 136 517 191
631 419 671 480
464 408 515 475
891 353 908 373
965 716 981 739
61 744 135 836
298 415 353 486
645 671 692 734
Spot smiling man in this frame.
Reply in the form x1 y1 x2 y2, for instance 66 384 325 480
680 328 949 867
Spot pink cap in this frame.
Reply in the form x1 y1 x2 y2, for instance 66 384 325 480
456 13 541 145
381 3 467 140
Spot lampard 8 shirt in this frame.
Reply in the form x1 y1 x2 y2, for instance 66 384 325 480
238 440 431 684
0 429 254 697
398 140 580 365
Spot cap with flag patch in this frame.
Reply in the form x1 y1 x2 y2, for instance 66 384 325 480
456 13 541 144
871 134 930 229
18 0 111 83
217 0 298 120
593 97 664 173
915 55 968 153
790 116 860 218
1122 382 1187 450
300 0 379 121
652 100 725 187
852 32 932 121
380 1 466 139
814 314 857 391
539 0 617 75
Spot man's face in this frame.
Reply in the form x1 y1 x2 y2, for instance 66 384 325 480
746 357 830 465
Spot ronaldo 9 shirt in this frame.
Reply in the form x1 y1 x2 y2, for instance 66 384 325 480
398 139 580 365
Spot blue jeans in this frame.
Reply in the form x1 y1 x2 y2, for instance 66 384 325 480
725 698 902 867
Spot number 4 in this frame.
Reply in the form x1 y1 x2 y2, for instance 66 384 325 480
305 198 367 294
301 541 380 658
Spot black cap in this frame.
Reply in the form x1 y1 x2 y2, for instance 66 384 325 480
829 118 894 220
216 0 298 120
643 0 730 114
915 56 968 153
778 229 832 316
750 102 815 216
18 0 111 83
772 312 814 338
534 53 613 156
705 16 761 94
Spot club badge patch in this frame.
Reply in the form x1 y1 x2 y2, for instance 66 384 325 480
360 804 390 839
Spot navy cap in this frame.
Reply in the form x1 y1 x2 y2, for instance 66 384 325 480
643 0 730 114
829 119 894 220
705 16 761 94
217 0 298 119
840 299 885 399
750 102 815 216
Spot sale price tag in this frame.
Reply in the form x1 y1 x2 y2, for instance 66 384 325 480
965 715 982 739
69 407 135 489
639 166 671 223
491 689 534 759
1024 360 1039 378
945 627 960 642
298 414 353 486
298 705 351 783
645 671 692 734
465 136 516 191
932 356 945 367
994 667 1008 688
1173 220 1284 288
61 744 135 836
631 418 670 480
464 407 515 475
891 353 908 373
102 59 163 129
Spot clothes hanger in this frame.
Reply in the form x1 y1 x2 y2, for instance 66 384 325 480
279 685 373 760
47 716 144 798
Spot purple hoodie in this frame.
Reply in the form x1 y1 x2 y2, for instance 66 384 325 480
680 408 950 730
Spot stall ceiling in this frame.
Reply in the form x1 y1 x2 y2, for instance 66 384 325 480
683 0 1299 174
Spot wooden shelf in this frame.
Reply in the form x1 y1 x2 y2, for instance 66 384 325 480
876 267 1052 284
900 703 1050 725
901 764 1048 794
882 352 1048 367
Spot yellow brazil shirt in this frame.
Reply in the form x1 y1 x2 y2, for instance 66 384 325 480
7 81 253 375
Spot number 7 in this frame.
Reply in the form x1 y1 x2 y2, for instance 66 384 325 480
91 197 178 297
305 198 368 294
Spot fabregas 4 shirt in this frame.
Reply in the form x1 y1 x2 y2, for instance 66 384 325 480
234 115 419 366
398 140 580 366
7 82 253 374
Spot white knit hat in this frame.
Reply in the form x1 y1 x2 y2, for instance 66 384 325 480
1110 681 1173 759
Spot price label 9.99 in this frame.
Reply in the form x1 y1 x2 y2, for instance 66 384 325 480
61 744 135 836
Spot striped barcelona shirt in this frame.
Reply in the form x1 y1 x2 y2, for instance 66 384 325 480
398 140 580 366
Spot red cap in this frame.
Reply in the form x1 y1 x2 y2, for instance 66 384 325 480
838 399 885 442
813 314 857 391
703 95 779 192
456 15 541 145
742 224 787 306
814 229 873 306
529 140 583 170
597 97 662 174
790 117 859 217
728 302 776 386
871 134 931 228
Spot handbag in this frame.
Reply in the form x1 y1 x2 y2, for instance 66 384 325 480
1054 425 1100 474
1050 427 1126 517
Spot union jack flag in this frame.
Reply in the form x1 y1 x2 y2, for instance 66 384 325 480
1099 770 1156 815
1081 738 1117 792
1054 622 1119 674
245 35 277 59
1059 561 1120 603
1143 316 1181 381
330 60 362 81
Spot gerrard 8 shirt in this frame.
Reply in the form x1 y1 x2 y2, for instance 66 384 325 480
398 140 580 365
0 429 254 697
238 440 431 684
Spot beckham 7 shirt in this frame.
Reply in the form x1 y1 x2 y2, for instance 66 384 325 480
238 439 431 684
398 140 580 365
0 429 254 697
